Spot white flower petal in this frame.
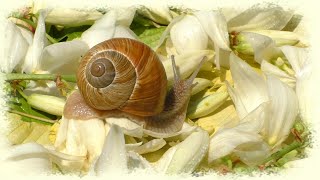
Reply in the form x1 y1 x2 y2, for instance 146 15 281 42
296 63 312 122
144 122 197 140
162 50 214 87
194 11 230 51
17 26 33 45
95 124 127 176
127 151 154 171
137 5 173 25
129 139 166 154
227 53 268 119
261 60 296 88
234 141 270 166
3 21 29 73
114 7 136 26
23 9 49 73
46 8 103 27
105 117 143 138
39 40 89 74
113 25 138 39
154 128 209 174
228 4 293 32
170 15 208 54
81 10 117 48
241 32 281 63
264 75 299 146
280 45 308 74
208 128 262 163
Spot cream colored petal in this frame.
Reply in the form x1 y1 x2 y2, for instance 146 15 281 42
38 40 89 74
143 122 197 140
170 15 208 54
191 78 214 95
95 124 127 176
45 8 103 26
105 117 143 138
234 141 270 166
113 25 138 39
162 50 214 87
208 102 269 163
227 53 268 119
264 75 299 146
137 5 173 25
240 32 282 63
81 10 117 48
228 4 293 32
129 139 166 154
280 45 308 74
154 128 209 174
3 21 29 73
261 60 296 88
127 151 154 171
114 7 136 26
23 9 49 73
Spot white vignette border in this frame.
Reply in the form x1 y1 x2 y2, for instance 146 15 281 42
0 0 319 180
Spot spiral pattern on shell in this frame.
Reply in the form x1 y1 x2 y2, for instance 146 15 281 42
77 38 168 116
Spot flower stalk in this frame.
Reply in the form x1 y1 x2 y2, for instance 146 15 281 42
5 73 77 83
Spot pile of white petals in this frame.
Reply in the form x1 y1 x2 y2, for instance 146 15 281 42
4 3 311 177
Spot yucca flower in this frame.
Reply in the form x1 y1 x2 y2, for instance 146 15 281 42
208 53 299 165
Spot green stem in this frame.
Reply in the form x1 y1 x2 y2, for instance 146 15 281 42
5 73 77 83
46 33 59 44
262 141 303 165
9 110 56 124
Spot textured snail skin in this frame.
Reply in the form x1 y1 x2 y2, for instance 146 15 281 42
77 38 167 117
68 38 205 133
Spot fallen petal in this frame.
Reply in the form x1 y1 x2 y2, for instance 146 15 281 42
95 124 127 176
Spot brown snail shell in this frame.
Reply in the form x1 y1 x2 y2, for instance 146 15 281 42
77 38 167 117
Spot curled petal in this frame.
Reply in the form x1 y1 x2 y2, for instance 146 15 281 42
227 53 268 119
45 8 103 26
154 128 209 174
228 4 294 32
3 21 29 73
81 10 117 48
170 15 208 54
127 151 154 171
264 75 299 146
162 50 214 87
23 9 49 73
240 32 282 63
113 25 138 39
38 40 89 74
143 122 197 140
208 102 269 163
280 45 308 75
128 139 166 155
95 124 127 176
105 117 143 138
261 60 296 88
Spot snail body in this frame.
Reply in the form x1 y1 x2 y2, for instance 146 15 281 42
67 38 204 133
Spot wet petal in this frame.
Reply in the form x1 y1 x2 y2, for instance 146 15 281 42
39 40 89 74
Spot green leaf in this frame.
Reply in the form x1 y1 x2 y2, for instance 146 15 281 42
138 26 166 48
47 25 90 43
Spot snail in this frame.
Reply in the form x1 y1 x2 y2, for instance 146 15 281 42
64 38 205 133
